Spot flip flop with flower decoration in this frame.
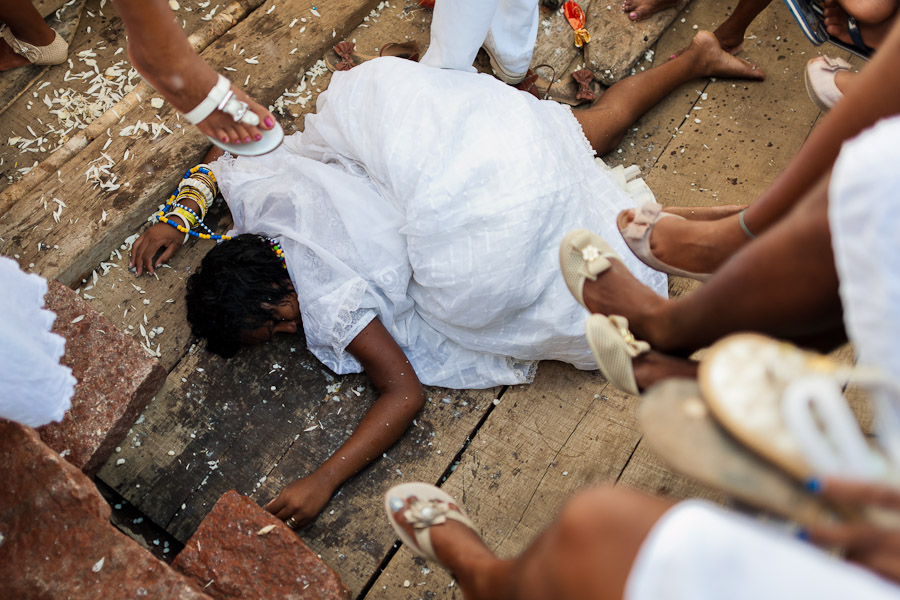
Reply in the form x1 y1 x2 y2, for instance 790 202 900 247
384 483 479 570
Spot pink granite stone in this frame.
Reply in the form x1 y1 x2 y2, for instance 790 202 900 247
0 420 210 599
173 491 351 600
37 280 166 474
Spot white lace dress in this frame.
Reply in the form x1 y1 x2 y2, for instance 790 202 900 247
212 57 666 389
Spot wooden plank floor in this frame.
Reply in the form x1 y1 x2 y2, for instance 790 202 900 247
2 0 866 598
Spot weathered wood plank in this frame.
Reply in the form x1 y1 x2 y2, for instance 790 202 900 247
0 0 383 288
530 1 594 77
365 361 645 599
585 0 688 84
97 328 497 596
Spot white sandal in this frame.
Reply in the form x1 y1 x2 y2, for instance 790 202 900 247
585 314 650 396
559 229 622 309
699 333 897 482
384 482 478 569
1 26 68 65
182 73 284 156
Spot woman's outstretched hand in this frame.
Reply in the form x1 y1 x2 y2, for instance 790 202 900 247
808 478 900 583
129 222 186 276
266 473 336 529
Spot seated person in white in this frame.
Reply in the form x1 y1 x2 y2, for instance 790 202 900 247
130 10 762 527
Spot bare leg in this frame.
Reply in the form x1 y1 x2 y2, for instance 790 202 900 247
837 0 898 24
713 0 774 53
574 31 763 156
111 0 276 146
0 0 56 71
623 15 900 275
582 173 845 356
825 0 897 46
391 486 673 600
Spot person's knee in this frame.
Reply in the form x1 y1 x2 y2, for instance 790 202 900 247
555 486 637 548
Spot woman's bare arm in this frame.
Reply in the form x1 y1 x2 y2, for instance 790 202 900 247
129 146 225 275
266 318 426 526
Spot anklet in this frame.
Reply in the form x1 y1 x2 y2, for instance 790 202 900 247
738 209 757 239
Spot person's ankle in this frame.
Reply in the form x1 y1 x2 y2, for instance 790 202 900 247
458 558 515 600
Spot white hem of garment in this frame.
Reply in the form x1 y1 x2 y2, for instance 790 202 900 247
625 500 900 599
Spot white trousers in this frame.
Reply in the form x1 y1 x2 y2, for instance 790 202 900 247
420 0 540 73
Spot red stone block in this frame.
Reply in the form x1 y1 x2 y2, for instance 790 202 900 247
37 279 167 474
0 420 210 599
173 491 352 600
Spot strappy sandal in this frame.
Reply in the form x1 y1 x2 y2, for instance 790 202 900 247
518 65 601 106
324 40 421 72
0 25 68 65
384 483 478 569
181 74 284 156
585 314 649 396
559 229 623 309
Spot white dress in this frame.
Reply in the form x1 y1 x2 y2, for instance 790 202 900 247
0 256 75 426
212 58 666 389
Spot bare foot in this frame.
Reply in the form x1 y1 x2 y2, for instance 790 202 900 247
616 208 749 276
389 495 501 600
633 351 699 390
684 30 766 80
127 46 275 146
824 0 893 48
622 0 679 21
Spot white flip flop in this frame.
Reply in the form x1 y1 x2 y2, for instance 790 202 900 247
699 333 896 482
384 482 478 570
182 73 283 156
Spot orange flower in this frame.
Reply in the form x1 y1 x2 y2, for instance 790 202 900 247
563 1 591 47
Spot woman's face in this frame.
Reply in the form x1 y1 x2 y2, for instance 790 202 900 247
239 291 301 345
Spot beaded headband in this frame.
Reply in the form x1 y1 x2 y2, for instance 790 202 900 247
265 236 287 269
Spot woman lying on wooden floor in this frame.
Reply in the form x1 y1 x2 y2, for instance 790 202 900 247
128 27 762 527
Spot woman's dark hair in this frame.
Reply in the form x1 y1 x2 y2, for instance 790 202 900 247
186 234 294 358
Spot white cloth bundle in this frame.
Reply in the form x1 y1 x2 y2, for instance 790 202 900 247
0 256 75 426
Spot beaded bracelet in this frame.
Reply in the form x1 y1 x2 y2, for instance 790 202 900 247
154 165 232 241
170 203 201 228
